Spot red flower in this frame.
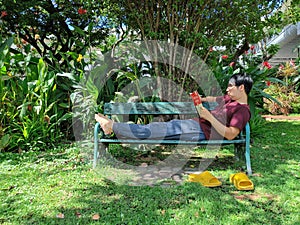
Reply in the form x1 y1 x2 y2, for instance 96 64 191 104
78 8 87 15
221 55 228 59
1 11 8 18
250 45 255 50
262 61 272 69
266 80 271 86
209 47 214 52
229 62 235 67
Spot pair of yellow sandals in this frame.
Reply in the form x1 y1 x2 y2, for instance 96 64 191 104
188 171 254 190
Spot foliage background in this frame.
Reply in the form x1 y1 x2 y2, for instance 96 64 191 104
0 0 299 152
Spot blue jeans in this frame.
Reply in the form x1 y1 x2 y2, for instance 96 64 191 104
113 119 206 141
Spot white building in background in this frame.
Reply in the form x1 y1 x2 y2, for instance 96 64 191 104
266 22 300 66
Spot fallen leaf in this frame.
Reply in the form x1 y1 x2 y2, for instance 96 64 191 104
9 185 16 191
247 194 260 201
139 163 148 167
233 193 276 201
75 212 82 218
56 213 64 219
92 214 100 220
234 195 245 200
252 173 263 177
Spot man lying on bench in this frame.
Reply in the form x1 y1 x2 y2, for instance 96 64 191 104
95 73 253 142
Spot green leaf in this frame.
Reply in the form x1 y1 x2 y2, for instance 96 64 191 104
253 86 281 105
86 77 99 101
72 25 86 36
88 21 95 33
22 124 28 139
56 112 73 124
37 58 46 81
58 103 70 109
57 73 77 81
0 37 13 55
1 66 7 75
0 134 10 150
45 101 57 115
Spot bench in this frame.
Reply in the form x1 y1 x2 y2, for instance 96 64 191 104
93 102 252 175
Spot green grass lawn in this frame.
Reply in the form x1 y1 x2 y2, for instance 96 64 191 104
1 120 299 225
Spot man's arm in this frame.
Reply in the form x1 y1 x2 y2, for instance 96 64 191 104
201 96 216 102
196 107 240 140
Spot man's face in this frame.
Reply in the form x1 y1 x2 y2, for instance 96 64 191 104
226 81 243 100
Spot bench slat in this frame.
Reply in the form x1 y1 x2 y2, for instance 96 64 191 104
99 138 245 145
104 102 199 115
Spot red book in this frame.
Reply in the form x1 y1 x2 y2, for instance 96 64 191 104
190 91 202 106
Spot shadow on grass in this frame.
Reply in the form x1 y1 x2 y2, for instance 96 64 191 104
43 178 300 224
9 179 286 225
1 120 299 224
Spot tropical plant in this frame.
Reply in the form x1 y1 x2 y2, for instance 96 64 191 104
263 60 300 115
0 36 73 152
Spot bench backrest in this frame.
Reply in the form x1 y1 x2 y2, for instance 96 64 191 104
104 102 216 115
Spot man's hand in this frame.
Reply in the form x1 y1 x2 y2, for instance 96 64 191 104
196 106 213 122
196 105 240 140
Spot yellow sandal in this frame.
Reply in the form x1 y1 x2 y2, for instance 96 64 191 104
230 172 254 191
188 171 222 187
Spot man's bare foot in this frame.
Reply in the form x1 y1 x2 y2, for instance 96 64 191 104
95 114 114 135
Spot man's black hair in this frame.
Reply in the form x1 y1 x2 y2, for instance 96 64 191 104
229 73 253 95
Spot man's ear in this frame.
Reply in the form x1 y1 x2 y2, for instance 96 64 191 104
239 84 245 92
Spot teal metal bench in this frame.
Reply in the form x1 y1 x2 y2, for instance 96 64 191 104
94 102 252 175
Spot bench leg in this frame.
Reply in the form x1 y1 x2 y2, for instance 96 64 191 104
244 123 252 175
234 144 252 175
94 122 111 168
234 144 244 161
245 138 252 175
93 122 101 168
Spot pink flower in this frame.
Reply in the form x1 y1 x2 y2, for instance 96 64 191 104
78 8 87 15
263 61 272 69
1 11 8 18
290 60 295 67
229 62 235 67
209 47 213 52
222 55 228 59
244 50 248 55
279 64 284 70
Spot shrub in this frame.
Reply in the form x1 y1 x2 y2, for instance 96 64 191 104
0 36 72 152
263 60 300 115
